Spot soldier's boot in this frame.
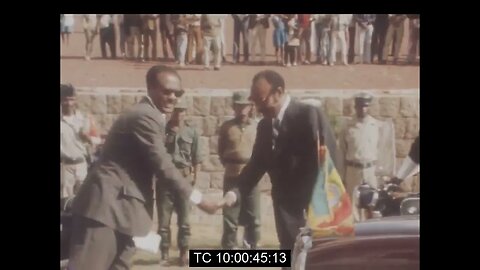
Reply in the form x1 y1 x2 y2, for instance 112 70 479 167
179 248 189 266
160 249 169 266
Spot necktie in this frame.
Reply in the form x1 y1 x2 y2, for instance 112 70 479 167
272 118 281 149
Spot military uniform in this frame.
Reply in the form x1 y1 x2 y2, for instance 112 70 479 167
219 92 261 249
156 99 203 262
339 92 395 221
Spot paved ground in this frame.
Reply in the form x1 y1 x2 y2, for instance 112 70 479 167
60 15 419 90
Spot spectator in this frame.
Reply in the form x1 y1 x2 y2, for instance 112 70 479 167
249 14 270 64
142 14 159 61
201 14 222 71
407 14 420 64
82 14 98 61
271 14 287 65
382 14 407 64
297 14 314 64
124 14 143 61
159 14 176 61
330 14 352 66
98 14 116 59
314 14 332 65
370 14 389 64
219 15 227 63
116 14 127 59
172 14 189 67
285 15 300 67
186 14 203 64
232 14 250 64
61 14 75 46
354 14 376 64
347 15 356 64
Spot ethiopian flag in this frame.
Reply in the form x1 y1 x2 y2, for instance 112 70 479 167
306 132 354 238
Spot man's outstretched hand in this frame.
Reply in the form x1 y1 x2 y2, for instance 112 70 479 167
197 198 221 214
217 191 237 208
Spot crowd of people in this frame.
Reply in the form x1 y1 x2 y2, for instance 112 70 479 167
60 14 420 69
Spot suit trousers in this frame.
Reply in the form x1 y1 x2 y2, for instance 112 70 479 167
68 216 135 270
203 35 222 68
329 30 348 65
371 24 388 62
127 26 143 60
383 22 405 61
354 23 374 64
272 197 306 270
298 27 312 63
84 29 97 58
160 26 176 59
187 25 203 64
408 19 419 63
100 26 116 59
249 24 267 62
233 17 250 62
143 27 157 60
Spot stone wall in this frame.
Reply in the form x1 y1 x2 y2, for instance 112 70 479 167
74 87 419 245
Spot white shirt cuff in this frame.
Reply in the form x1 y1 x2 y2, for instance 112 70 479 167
395 156 420 180
189 189 203 205
226 191 237 203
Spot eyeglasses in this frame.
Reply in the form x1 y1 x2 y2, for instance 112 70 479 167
248 90 274 105
163 88 185 98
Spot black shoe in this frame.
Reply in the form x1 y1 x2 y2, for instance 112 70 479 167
214 67 220 71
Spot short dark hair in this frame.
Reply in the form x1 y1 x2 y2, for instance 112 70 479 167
61 83 75 101
146 65 181 90
252 70 286 93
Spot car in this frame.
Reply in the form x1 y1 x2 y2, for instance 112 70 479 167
293 215 419 270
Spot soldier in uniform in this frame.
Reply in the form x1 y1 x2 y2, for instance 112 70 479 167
156 98 204 266
218 91 261 249
338 92 395 221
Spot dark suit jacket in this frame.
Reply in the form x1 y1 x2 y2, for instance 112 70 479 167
72 97 193 237
232 99 338 211
409 134 419 164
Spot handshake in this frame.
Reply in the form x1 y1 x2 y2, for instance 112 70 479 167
196 191 238 214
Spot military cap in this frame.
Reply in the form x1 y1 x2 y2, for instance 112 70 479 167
61 83 76 100
354 92 373 107
232 91 252 105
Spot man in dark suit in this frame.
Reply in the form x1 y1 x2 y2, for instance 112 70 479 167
221 70 338 265
68 65 218 270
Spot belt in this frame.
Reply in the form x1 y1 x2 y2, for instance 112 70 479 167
346 160 377 169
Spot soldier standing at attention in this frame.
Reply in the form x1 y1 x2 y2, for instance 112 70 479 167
218 91 261 249
156 98 204 266
339 92 396 221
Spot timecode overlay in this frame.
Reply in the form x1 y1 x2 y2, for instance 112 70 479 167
189 250 291 267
